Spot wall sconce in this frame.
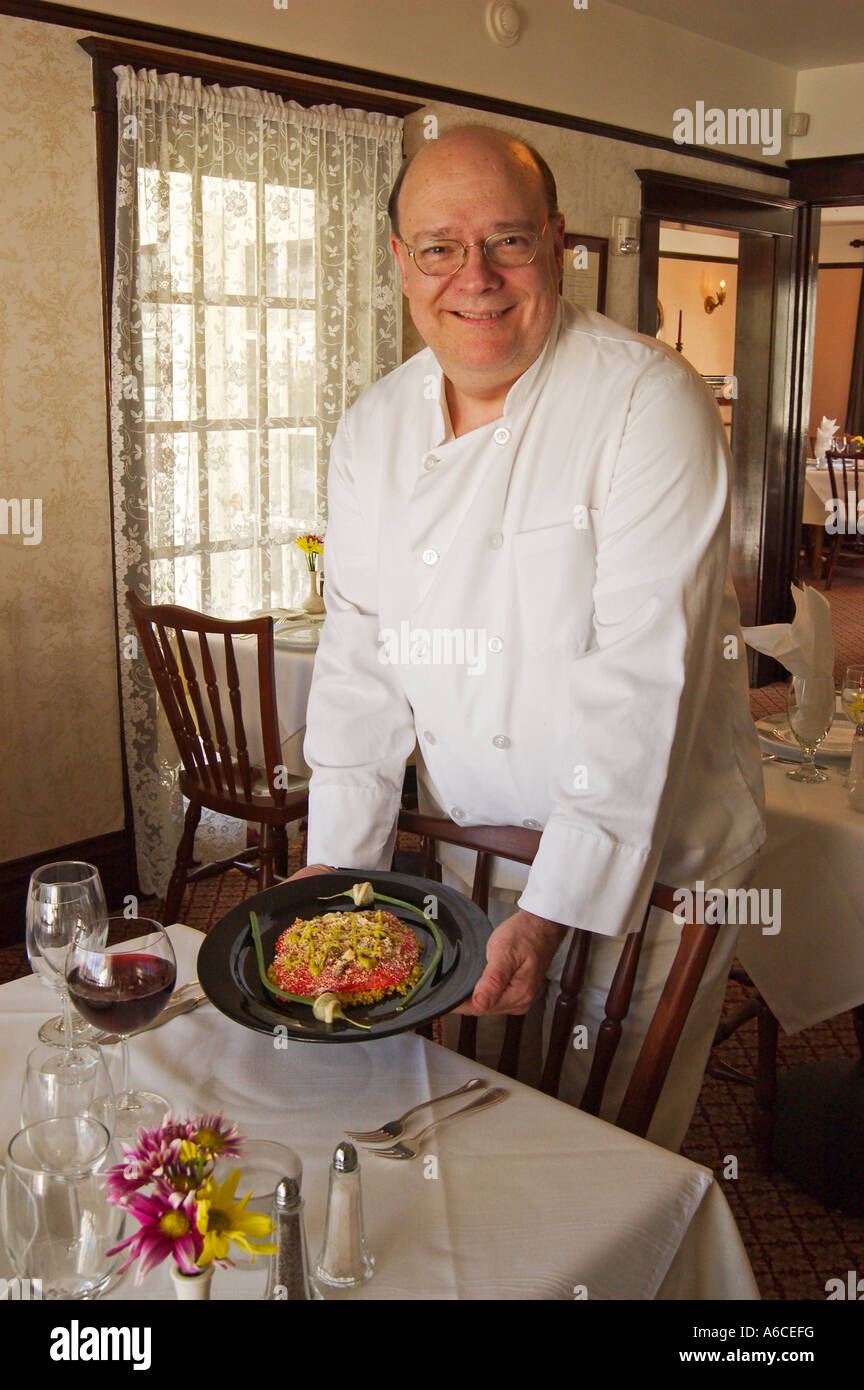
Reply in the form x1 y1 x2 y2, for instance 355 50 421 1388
612 216 639 256
704 280 727 314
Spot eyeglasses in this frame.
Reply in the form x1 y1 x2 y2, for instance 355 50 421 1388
401 221 548 277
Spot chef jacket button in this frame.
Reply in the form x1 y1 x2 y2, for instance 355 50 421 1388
488 531 504 549
452 807 467 820
422 548 439 566
522 818 542 830
423 730 436 744
423 454 438 471
488 635 503 653
493 426 511 445
492 734 511 749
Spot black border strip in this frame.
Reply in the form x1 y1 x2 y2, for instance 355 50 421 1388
0 0 790 180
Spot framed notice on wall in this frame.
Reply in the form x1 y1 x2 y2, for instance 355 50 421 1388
561 233 608 314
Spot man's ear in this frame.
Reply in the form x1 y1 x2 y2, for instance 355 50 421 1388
391 233 410 294
551 212 566 281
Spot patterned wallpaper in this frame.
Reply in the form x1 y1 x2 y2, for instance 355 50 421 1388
0 15 125 861
0 13 791 865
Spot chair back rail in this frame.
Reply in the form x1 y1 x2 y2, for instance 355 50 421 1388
397 810 717 1139
824 450 864 588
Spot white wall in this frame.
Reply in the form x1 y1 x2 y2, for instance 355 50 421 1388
794 63 864 159
62 0 797 162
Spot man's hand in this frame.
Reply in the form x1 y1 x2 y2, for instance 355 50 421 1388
456 910 568 1016
285 862 336 881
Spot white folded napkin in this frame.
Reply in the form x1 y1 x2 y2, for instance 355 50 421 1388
814 416 839 461
742 585 835 741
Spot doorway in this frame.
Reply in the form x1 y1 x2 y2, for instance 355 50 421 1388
636 171 807 685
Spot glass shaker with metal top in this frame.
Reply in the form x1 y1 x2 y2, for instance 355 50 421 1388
315 1142 375 1287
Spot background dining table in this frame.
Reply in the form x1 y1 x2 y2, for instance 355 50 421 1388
0 926 759 1301
738 757 864 1033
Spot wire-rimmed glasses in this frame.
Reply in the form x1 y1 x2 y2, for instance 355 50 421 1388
401 221 549 277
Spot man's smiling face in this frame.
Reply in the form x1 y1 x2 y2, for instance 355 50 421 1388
391 130 564 401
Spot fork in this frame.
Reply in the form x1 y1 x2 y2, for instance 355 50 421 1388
345 1077 488 1143
364 1087 509 1159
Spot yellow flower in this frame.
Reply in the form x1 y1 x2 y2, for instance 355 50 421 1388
195 1169 277 1266
295 534 324 555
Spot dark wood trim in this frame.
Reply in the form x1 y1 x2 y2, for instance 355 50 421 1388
78 36 420 117
659 251 739 264
787 155 864 204
818 261 864 270
0 830 138 947
1 0 790 181
638 169 798 237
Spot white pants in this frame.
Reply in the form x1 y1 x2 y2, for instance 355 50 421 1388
439 852 760 1152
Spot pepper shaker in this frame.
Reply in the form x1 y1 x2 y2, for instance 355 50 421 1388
315 1142 374 1287
264 1176 320 1300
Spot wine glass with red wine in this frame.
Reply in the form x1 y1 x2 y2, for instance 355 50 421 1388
65 917 177 1138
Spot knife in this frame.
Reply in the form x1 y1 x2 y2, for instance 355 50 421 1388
94 988 208 1046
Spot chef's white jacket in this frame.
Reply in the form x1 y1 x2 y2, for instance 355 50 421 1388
304 300 766 938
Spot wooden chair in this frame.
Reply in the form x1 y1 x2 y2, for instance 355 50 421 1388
127 592 309 925
397 810 719 1141
824 449 864 588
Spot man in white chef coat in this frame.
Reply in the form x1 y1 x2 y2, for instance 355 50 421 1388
297 126 765 1149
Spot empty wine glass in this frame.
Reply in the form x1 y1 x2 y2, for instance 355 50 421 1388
26 862 107 1047
65 917 177 1139
786 674 835 783
20 1041 117 1137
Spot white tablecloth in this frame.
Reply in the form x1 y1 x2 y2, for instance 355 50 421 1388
737 760 864 1033
0 928 757 1301
802 465 833 527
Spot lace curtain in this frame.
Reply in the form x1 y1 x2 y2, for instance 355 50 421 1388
110 66 403 895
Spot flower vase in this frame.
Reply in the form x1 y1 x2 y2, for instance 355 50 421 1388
170 1264 214 1301
301 567 325 615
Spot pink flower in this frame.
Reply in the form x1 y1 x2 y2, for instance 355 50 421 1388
184 1112 244 1159
105 1135 185 1204
108 1190 203 1282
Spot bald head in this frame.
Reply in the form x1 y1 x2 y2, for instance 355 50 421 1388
388 126 558 239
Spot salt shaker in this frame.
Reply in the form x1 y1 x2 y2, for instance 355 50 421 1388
848 726 864 812
264 1176 320 1300
315 1142 374 1287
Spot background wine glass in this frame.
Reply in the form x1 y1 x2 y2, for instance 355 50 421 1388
65 917 177 1139
785 674 835 783
26 862 107 1047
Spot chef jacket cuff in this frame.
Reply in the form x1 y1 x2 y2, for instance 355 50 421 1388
306 783 401 873
517 819 655 938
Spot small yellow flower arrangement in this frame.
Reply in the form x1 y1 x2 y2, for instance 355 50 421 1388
296 534 324 572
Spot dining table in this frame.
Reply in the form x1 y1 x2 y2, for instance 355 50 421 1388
0 925 759 1302
739 754 864 1034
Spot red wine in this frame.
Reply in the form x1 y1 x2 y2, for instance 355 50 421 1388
68 953 176 1035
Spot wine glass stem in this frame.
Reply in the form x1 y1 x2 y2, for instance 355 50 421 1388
802 747 815 776
117 1034 133 1110
61 986 75 1053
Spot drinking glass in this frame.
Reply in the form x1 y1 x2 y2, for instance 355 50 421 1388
841 665 864 789
0 1116 124 1299
214 1140 302 1273
20 1042 117 1137
785 674 835 783
26 862 106 1046
65 917 177 1139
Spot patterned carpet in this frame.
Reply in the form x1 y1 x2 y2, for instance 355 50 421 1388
3 571 862 1299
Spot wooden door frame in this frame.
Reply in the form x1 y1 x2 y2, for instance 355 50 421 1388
636 170 808 685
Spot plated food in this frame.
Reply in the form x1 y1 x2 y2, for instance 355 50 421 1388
267 908 423 1006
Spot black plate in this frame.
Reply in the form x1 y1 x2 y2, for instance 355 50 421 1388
196 870 492 1043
